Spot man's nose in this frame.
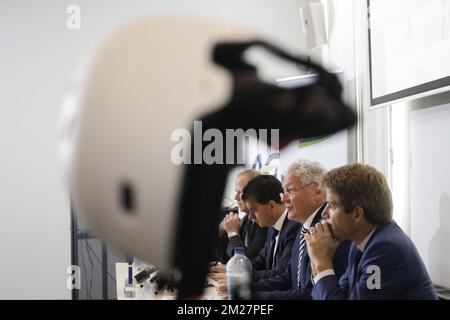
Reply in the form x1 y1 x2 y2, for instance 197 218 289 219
234 192 240 201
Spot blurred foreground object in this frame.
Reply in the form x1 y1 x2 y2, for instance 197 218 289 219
59 16 356 298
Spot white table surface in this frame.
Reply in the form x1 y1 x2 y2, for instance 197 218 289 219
115 262 224 300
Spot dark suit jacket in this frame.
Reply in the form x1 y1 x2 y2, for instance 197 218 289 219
312 222 438 300
215 214 268 264
253 204 351 300
251 214 301 282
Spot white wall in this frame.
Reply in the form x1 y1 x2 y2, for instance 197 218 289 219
324 0 450 252
409 98 450 288
0 1 75 299
299 0 361 165
316 1 390 172
300 0 397 226
327 0 409 231
0 0 310 298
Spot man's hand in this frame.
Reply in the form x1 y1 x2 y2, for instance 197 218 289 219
208 262 226 281
224 213 242 233
217 279 228 297
218 217 227 236
305 220 341 274
209 264 226 274
209 272 226 282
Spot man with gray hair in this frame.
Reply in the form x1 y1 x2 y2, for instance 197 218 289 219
214 169 268 264
252 159 351 299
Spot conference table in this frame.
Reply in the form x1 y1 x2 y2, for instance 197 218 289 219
115 263 224 300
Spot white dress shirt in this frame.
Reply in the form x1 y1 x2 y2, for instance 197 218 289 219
272 209 288 260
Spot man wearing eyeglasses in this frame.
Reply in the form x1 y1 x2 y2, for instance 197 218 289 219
252 159 351 299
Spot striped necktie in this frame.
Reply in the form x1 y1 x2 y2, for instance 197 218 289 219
270 228 279 269
296 226 308 290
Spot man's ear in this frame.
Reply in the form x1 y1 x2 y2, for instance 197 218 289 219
268 200 277 210
353 206 364 222
313 183 324 200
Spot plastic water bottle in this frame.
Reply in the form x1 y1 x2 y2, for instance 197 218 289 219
226 247 252 300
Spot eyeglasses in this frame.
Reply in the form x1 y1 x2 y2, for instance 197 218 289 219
281 182 315 197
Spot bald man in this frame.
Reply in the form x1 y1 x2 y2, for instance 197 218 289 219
214 169 268 264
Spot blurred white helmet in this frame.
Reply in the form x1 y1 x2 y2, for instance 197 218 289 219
59 15 356 297
60 15 254 267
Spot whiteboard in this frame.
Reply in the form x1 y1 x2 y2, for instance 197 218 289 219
410 103 450 288
368 0 450 106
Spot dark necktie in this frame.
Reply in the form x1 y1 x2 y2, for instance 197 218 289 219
353 249 363 283
269 228 279 269
244 218 252 248
296 226 308 290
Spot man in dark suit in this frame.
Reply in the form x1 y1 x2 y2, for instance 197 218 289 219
306 163 437 300
252 159 350 300
241 175 300 281
210 174 300 296
214 169 268 264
